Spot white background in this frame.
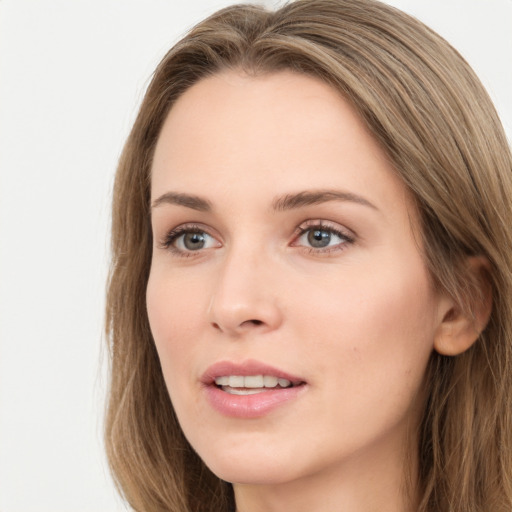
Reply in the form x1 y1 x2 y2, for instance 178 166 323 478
0 1 511 511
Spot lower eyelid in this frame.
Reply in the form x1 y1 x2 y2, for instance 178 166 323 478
296 237 351 252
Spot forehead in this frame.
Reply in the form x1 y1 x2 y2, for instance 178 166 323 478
151 70 413 222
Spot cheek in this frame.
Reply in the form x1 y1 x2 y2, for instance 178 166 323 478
292 257 437 393
281 264 436 464
146 271 205 379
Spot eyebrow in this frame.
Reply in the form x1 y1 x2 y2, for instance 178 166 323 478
151 188 377 213
151 192 212 212
272 189 378 212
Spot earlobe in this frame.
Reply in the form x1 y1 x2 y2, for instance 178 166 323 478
433 256 493 356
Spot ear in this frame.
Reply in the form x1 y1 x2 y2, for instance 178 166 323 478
434 256 493 356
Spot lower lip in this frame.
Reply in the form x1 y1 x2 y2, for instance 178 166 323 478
203 384 306 418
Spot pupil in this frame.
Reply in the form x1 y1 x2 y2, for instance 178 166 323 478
308 229 331 248
184 232 205 250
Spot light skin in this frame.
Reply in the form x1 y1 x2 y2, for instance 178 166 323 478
147 71 488 512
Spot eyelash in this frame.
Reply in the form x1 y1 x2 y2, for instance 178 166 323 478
159 221 355 257
159 223 217 257
292 221 355 254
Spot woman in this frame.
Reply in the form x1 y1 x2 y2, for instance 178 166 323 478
105 1 512 510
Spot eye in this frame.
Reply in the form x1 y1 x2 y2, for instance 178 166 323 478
160 225 221 255
175 231 214 251
292 222 354 252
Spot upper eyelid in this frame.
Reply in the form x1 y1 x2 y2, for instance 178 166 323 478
164 222 219 238
294 219 356 237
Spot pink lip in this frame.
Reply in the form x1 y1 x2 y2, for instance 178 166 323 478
201 359 307 419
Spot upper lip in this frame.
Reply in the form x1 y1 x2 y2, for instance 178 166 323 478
201 359 305 386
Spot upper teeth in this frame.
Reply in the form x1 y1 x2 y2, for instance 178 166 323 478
214 375 292 388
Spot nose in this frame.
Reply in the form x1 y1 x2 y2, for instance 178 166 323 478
207 245 283 336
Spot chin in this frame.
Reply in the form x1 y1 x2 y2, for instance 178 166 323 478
209 461 295 486
196 440 302 485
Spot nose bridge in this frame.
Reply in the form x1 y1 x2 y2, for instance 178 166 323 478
208 237 281 334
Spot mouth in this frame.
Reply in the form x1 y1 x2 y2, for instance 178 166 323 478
201 360 307 417
214 374 303 395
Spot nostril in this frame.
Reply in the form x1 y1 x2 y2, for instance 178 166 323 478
210 319 263 332
246 319 263 326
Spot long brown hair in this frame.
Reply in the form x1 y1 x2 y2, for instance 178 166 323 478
105 1 512 510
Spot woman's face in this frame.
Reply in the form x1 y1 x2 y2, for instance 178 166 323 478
147 71 444 488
